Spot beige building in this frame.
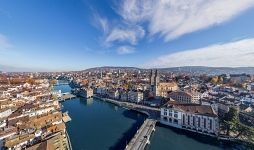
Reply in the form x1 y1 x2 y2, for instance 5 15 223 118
156 82 178 97
160 102 219 136
168 91 201 104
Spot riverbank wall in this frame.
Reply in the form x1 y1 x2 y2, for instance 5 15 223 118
94 95 157 150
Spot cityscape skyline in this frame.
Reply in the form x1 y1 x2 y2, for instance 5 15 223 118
1 1 254 149
1 0 254 71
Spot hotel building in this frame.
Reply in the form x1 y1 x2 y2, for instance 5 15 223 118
160 102 219 136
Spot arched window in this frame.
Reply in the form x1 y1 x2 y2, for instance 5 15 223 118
163 116 167 121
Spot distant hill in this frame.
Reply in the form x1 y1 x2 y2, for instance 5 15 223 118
158 66 254 75
1 64 254 74
83 66 141 72
84 66 254 75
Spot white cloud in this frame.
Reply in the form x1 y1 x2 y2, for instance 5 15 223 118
146 38 254 68
117 46 135 54
119 0 254 41
0 34 12 51
105 25 144 45
93 13 109 34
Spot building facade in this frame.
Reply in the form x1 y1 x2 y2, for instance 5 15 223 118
79 88 93 98
160 102 219 136
128 91 144 103
156 82 178 98
168 91 201 104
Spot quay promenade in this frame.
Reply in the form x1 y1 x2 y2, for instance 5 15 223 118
125 119 156 150
93 95 160 119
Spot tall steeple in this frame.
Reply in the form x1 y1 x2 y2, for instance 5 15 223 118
150 70 155 86
154 69 159 86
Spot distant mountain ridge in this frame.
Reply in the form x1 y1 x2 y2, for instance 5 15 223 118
83 66 141 72
84 66 254 75
1 64 254 74
158 66 254 75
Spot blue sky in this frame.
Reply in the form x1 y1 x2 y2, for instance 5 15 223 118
0 0 254 71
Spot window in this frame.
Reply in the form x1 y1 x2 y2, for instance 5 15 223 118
209 119 212 130
193 116 196 126
198 117 201 127
182 115 185 125
164 112 167 116
174 112 178 118
163 117 167 121
204 118 206 129
174 119 178 124
188 115 190 125
169 110 172 116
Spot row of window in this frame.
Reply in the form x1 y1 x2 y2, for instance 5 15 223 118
163 109 178 118
183 115 213 130
162 115 214 131
162 117 178 125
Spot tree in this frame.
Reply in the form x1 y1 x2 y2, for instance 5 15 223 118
236 123 254 143
223 107 254 144
211 76 219 84
224 107 239 135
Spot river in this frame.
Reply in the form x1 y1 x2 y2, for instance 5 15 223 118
54 83 252 150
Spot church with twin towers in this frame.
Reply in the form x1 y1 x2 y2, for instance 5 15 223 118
149 70 178 98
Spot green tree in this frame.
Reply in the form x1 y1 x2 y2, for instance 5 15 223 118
223 107 254 144
236 123 254 143
224 107 239 135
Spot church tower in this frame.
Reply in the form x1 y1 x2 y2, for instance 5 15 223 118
149 69 160 97
150 70 155 86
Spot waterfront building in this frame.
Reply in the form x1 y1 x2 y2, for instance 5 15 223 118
79 88 93 98
160 102 219 136
128 90 144 103
168 91 201 104
95 87 107 95
108 89 120 100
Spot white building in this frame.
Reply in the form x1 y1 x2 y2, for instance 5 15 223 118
27 106 55 117
120 92 128 101
0 108 12 119
128 91 144 103
108 89 120 100
160 102 219 136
